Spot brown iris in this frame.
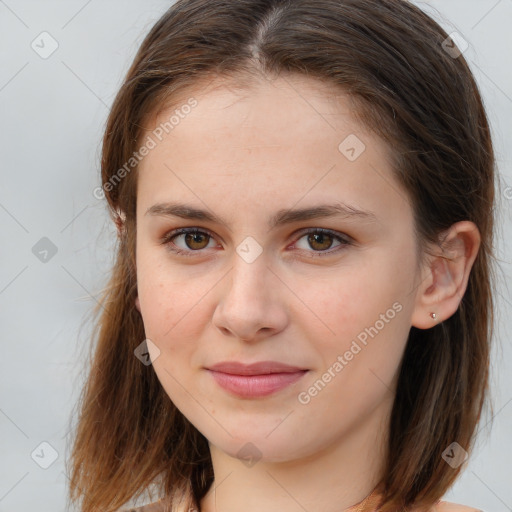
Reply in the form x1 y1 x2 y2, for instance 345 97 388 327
307 232 334 251
184 232 210 250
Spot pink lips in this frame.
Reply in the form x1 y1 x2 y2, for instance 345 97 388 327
205 361 308 398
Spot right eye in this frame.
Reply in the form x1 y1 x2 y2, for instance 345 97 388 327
161 227 218 256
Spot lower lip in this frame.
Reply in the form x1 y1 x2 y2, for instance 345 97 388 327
207 370 308 398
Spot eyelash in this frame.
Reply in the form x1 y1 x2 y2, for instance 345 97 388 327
160 227 353 258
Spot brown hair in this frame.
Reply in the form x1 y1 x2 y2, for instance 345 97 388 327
66 1 497 511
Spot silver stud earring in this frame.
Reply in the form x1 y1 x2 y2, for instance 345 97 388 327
430 312 437 320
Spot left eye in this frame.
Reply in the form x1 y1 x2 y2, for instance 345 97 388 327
161 227 352 257
294 229 350 254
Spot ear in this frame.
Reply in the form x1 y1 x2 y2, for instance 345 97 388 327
411 221 481 329
135 295 141 313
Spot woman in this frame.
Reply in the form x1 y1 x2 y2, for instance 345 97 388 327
67 1 496 511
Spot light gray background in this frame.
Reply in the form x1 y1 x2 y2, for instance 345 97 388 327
0 1 510 511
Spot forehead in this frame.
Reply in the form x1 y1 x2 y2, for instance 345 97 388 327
162 74 358 128
136 74 410 226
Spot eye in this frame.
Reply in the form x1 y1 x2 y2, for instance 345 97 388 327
160 227 352 258
292 228 352 257
161 227 218 256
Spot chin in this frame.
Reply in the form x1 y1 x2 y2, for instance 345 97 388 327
203 423 318 465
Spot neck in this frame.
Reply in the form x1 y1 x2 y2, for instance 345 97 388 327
199 394 392 512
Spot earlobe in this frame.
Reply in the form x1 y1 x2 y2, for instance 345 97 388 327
411 221 481 330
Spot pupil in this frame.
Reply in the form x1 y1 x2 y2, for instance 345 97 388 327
185 232 205 249
310 233 331 250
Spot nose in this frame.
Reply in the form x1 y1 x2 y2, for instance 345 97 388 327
211 253 289 343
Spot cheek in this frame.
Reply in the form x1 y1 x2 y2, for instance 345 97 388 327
136 258 215 369
139 283 199 346
136 253 186 342
295 249 414 376
299 256 406 331
136 257 215 424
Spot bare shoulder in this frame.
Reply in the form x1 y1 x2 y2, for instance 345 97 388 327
434 500 484 512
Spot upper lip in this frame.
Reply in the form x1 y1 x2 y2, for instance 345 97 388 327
206 361 307 375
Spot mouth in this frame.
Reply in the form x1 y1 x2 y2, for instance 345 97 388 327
205 360 309 398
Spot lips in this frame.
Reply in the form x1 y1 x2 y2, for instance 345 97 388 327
207 360 307 375
205 361 309 398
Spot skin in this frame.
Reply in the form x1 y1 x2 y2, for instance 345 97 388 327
133 73 481 512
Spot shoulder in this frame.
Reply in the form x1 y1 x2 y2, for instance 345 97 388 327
433 500 484 512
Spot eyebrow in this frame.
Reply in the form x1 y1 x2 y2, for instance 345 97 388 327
145 201 377 230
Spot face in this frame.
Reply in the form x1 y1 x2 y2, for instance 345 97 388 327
134 74 423 462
